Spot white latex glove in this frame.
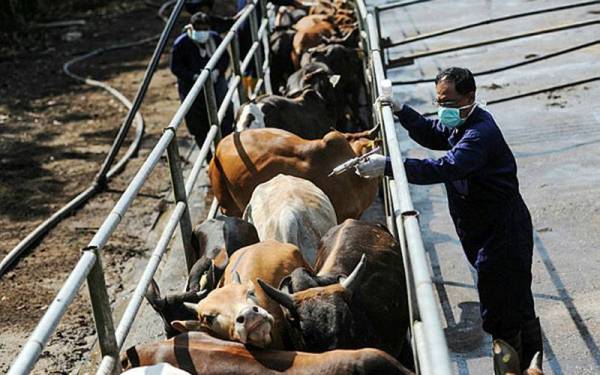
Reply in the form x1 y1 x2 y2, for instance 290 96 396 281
376 95 403 113
355 154 387 179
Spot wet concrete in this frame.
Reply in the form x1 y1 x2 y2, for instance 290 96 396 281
369 0 600 373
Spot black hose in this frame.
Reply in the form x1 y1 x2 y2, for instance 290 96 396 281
0 0 186 277
421 76 600 117
387 18 600 67
383 0 600 48
392 40 600 85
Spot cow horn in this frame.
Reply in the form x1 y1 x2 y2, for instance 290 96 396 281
529 351 543 370
257 278 295 310
183 302 198 317
367 123 380 138
232 271 242 284
340 254 367 293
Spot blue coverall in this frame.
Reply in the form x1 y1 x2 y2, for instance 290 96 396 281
385 105 535 339
170 31 233 147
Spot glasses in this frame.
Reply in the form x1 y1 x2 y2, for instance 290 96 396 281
432 99 462 108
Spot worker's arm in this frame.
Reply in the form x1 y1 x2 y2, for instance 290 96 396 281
170 38 196 82
395 105 452 151
403 128 488 184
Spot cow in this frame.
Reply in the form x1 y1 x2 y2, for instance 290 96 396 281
208 127 380 221
174 240 311 349
291 16 335 68
493 340 544 375
300 43 369 130
121 363 190 375
120 331 414 374
243 174 337 266
145 216 260 338
236 65 342 139
257 219 410 359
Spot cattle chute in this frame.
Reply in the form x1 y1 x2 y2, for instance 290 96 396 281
6 1 452 374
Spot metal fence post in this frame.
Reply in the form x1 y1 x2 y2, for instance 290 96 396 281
203 77 222 146
84 246 121 374
230 33 248 104
165 136 196 271
248 7 265 94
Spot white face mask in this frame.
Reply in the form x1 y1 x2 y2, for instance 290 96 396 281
188 29 210 44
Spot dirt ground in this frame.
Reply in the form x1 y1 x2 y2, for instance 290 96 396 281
0 1 234 373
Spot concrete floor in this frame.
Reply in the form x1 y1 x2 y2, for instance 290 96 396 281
369 0 600 373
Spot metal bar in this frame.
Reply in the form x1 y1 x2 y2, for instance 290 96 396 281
230 33 247 103
185 125 219 196
413 321 429 375
376 0 432 12
385 0 600 48
218 76 241 122
203 76 222 146
249 6 264 87
166 136 196 271
86 246 120 375
7 251 96 374
387 18 600 66
365 9 453 374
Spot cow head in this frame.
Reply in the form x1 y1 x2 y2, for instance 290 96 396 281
493 340 544 375
175 274 275 348
235 101 265 131
145 278 209 338
258 254 368 351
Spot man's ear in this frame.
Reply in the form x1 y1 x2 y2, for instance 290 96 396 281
171 320 204 333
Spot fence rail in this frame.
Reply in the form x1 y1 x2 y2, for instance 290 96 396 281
356 2 453 374
8 1 452 374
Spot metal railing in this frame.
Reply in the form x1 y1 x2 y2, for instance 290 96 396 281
7 1 272 374
8 0 452 373
355 1 453 374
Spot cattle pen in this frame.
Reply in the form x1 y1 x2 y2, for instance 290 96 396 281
4 0 599 374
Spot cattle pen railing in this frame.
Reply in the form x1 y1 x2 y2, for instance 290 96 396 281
6 0 452 374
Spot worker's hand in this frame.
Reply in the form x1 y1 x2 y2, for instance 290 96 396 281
355 154 387 179
376 95 403 113
211 69 219 83
193 73 199 81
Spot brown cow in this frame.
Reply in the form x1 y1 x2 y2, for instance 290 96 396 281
121 331 414 374
208 128 380 221
258 220 409 359
174 240 310 350
291 15 335 67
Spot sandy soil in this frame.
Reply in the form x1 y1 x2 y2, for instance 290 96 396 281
0 1 234 373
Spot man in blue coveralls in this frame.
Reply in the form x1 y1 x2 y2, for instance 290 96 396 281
170 11 233 149
355 67 543 372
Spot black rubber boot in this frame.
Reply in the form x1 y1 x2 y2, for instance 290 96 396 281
521 317 543 371
493 333 522 375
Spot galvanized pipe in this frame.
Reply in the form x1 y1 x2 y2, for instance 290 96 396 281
86 246 120 374
248 6 264 86
230 33 247 103
166 136 195 271
185 126 219 196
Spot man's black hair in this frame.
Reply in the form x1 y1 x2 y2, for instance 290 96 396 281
435 67 476 95
190 11 210 29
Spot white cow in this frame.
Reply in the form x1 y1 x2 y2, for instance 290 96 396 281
121 363 191 374
243 174 337 266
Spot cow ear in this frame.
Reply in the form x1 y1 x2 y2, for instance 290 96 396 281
278 275 293 294
329 75 341 88
171 320 204 333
